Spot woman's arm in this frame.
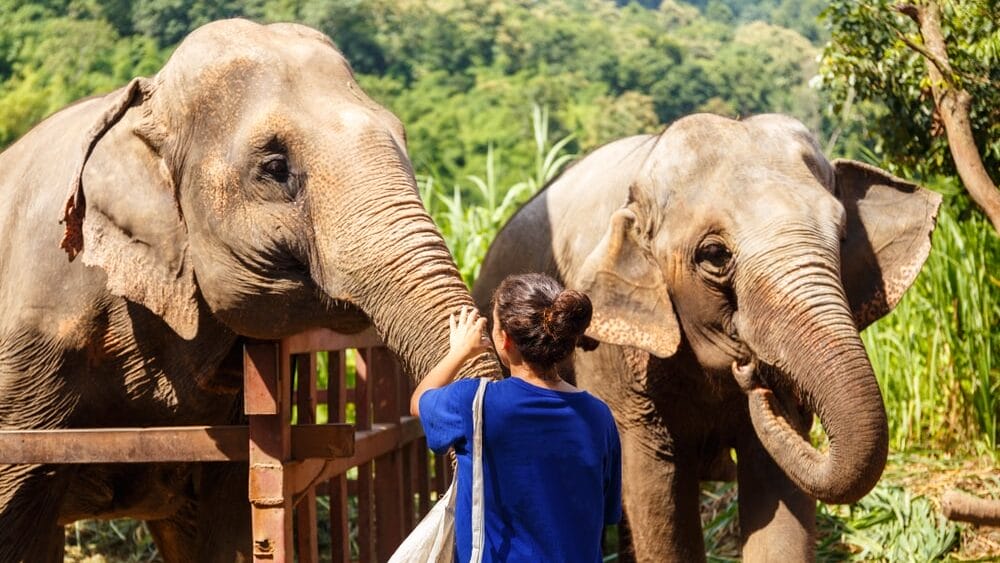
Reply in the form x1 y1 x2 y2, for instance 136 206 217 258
409 306 490 417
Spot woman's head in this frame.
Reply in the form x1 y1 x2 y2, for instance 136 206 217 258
491 273 593 376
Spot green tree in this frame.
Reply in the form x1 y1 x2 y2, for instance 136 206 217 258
822 0 1000 231
130 0 245 47
0 5 163 147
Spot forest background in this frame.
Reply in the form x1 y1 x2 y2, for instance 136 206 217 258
1 0 998 560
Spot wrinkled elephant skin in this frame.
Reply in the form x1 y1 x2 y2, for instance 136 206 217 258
473 114 940 562
0 19 494 562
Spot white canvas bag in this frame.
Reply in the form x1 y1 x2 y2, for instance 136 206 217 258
389 378 488 563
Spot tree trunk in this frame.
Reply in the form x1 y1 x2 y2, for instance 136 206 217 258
941 490 1000 526
897 1 1000 233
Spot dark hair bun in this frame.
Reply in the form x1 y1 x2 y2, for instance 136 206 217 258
493 273 596 373
543 290 592 340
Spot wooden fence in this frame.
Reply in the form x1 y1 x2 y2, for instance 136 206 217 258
0 327 450 562
277 327 452 562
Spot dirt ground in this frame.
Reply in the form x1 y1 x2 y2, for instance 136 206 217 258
699 453 1000 561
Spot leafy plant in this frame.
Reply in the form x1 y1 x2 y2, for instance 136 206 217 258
423 104 577 287
818 484 960 562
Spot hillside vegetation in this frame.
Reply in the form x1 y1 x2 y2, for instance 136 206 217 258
2 1 997 560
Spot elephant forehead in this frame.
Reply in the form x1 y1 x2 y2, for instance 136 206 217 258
159 21 352 106
652 113 831 184
642 119 842 225
171 19 346 68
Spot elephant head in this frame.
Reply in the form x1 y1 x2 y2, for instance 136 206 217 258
60 19 494 381
577 114 940 504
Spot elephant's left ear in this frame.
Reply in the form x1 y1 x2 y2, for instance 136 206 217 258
577 208 681 358
61 77 199 340
835 159 942 330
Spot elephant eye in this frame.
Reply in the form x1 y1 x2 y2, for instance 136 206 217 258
261 154 290 183
696 241 733 271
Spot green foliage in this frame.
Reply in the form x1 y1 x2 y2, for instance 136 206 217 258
0 2 165 147
248 0 824 188
818 484 960 562
0 0 826 187
820 0 1000 183
702 472 963 561
676 0 829 43
64 518 158 562
130 0 247 47
423 104 576 287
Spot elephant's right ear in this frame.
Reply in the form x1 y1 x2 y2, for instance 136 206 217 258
60 77 199 339
578 209 681 358
835 159 942 330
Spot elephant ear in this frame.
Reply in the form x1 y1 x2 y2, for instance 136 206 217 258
577 208 680 358
835 159 942 330
60 78 199 339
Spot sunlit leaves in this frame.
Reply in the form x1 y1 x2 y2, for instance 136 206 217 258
820 0 1000 182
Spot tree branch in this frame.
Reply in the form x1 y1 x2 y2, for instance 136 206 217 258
895 1 1000 232
893 31 952 81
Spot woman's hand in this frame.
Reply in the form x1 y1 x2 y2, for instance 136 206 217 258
449 306 491 362
410 305 492 417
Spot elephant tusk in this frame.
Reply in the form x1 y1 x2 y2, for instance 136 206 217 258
731 357 759 393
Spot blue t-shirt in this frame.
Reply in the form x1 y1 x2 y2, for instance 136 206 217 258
419 377 622 562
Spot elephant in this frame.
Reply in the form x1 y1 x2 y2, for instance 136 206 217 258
0 19 494 562
472 113 941 561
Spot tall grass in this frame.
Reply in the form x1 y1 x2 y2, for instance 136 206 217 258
862 181 1000 456
421 105 576 287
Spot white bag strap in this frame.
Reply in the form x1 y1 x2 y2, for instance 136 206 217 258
469 378 488 563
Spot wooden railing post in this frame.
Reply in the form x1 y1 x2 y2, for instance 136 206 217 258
245 341 293 562
372 348 405 562
355 348 376 562
327 350 351 563
294 353 319 563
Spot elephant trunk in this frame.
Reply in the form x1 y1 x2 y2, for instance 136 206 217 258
309 130 497 382
736 242 888 505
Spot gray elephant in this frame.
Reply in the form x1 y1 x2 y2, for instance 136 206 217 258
473 113 940 561
0 19 493 562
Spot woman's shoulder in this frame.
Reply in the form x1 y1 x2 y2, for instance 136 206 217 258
576 393 618 429
421 377 483 412
448 377 484 398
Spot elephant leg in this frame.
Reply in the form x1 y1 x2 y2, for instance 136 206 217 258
195 463 251 561
621 430 705 563
149 462 250 562
0 464 71 562
614 511 635 563
148 502 198 563
736 433 815 562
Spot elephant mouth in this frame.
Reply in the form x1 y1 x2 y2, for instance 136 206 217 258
732 358 804 403
731 356 760 392
732 358 809 422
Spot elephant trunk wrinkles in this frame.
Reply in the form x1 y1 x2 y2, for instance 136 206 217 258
310 139 497 382
737 245 888 505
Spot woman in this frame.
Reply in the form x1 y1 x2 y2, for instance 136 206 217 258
410 273 622 562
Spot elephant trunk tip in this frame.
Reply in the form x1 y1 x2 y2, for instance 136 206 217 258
747 384 888 506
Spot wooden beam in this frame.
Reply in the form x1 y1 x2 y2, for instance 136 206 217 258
287 417 423 492
282 327 381 355
0 424 353 464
